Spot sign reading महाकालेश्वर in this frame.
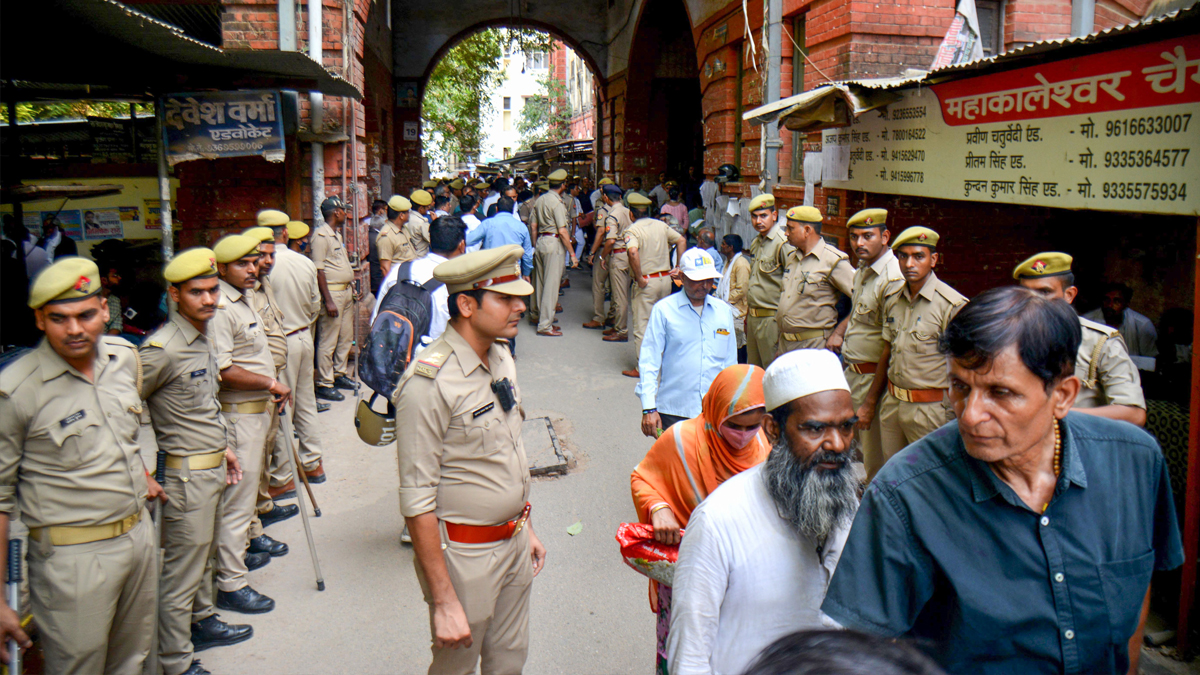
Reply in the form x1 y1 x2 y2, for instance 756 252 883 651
159 90 285 166
822 35 1200 216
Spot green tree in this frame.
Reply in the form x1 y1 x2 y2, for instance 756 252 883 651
516 65 572 151
0 101 153 123
422 28 554 168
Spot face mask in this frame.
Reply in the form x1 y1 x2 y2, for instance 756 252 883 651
299 241 308 252
719 422 761 450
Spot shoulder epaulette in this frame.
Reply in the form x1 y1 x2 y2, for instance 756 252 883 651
937 283 968 304
1079 315 1118 337
104 337 144 407
413 343 452 379
0 352 39 398
141 322 179 350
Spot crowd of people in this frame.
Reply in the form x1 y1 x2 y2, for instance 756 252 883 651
0 162 1190 675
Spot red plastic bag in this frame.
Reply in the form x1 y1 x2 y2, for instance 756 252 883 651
615 522 684 587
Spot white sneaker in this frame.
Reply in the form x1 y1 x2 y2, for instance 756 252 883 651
400 525 412 544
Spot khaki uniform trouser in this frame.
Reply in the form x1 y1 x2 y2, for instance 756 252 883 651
415 528 533 675
533 237 565 333
316 286 354 388
845 368 885 482
216 408 270 591
590 259 610 323
776 329 830 356
632 276 674 361
609 254 631 335
251 397 281 538
879 392 955 466
746 314 780 368
29 513 157 675
274 329 322 483
159 462 226 675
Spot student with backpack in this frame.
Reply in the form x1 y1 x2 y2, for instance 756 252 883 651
369 216 466 345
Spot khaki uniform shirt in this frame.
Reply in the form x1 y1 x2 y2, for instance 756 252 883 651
747 224 793 311
406 211 431 259
534 191 569 236
519 198 537 227
777 238 855 333
377 220 417 265
140 312 229 456
210 278 274 403
883 272 968 390
310 223 354 285
249 279 287 372
393 325 530 526
1075 316 1146 409
625 217 684 276
842 249 905 364
605 203 634 244
726 254 752 319
0 337 147 528
271 247 321 334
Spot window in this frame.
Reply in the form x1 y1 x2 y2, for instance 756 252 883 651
791 15 807 182
976 0 1004 57
503 97 511 111
503 111 512 131
525 51 548 71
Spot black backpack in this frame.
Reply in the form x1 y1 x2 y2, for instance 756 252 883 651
358 261 444 398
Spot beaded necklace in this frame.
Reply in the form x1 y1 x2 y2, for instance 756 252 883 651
1042 419 1062 513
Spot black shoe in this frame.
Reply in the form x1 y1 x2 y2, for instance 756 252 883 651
248 534 288 557
315 386 344 401
182 659 212 675
317 402 331 412
333 375 357 391
216 586 275 614
244 551 271 571
191 614 253 652
260 503 299 528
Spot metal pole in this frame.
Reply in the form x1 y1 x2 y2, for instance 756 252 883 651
7 539 21 675
279 405 325 590
156 108 175 261
147 450 166 675
762 0 783 193
309 0 325 224
1070 0 1095 38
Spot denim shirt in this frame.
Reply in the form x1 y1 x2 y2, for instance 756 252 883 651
822 412 1183 674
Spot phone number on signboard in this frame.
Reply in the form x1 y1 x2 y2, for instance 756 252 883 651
186 142 267 153
1104 149 1189 168
1101 182 1187 201
1105 114 1192 137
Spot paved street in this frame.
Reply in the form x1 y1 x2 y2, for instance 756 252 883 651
203 267 657 674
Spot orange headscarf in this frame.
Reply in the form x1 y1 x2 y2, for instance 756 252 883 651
630 364 771 526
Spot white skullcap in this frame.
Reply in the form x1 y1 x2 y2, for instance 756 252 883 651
763 349 850 411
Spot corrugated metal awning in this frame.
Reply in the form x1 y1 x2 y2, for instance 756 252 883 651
743 84 902 133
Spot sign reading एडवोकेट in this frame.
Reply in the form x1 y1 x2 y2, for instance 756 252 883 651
822 34 1200 216
159 90 285 166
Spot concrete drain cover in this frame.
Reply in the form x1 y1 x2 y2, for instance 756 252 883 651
523 417 569 476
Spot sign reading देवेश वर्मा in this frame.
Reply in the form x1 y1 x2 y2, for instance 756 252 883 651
160 91 285 166
822 35 1200 216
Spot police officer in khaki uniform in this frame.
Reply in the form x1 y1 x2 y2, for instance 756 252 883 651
600 186 637 342
878 227 968 462
209 234 292 615
141 248 252 675
377 195 417 279
826 208 904 480
531 169 578 337
0 257 160 674
271 220 327 490
312 196 357 401
241 224 298 547
775 205 855 355
1013 252 1147 426
745 194 794 368
623 192 686 377
408 189 434 258
394 245 547 675
448 178 465 214
583 182 619 330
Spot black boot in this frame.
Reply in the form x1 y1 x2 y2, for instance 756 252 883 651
333 375 358 391
244 551 270 571
315 386 344 401
216 586 276 614
259 503 298 528
182 660 212 675
248 534 288 557
191 614 253 652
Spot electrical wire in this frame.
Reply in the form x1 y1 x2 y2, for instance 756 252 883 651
783 22 833 84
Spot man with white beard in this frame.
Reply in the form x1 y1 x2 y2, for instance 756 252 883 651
667 349 860 675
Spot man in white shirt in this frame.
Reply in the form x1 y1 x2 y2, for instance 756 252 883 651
668 349 859 675
459 195 483 253
371 216 467 352
1083 282 1159 360
649 171 669 210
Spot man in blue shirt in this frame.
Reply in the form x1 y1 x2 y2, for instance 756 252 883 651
637 247 737 437
822 286 1184 675
465 195 533 278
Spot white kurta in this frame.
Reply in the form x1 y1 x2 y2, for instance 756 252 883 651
667 464 849 675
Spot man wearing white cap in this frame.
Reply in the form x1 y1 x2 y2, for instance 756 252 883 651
668 349 859 675
636 247 737 437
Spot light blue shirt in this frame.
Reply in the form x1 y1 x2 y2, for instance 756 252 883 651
636 292 737 417
466 211 535 276
703 246 724 274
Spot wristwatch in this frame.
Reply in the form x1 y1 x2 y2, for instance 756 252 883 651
642 408 656 415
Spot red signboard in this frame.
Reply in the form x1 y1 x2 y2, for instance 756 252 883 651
932 35 1200 126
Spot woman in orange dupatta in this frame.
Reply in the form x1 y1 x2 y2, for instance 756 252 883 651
629 364 771 675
